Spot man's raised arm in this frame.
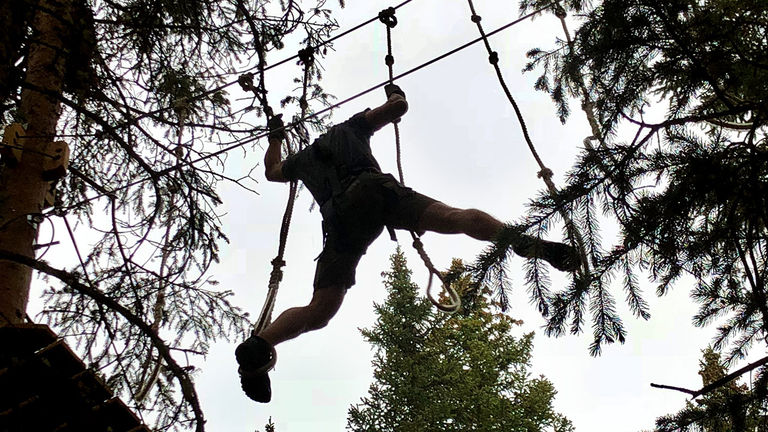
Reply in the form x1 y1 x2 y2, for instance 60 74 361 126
264 114 288 183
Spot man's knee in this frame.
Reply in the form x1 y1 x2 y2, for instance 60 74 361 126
305 287 346 330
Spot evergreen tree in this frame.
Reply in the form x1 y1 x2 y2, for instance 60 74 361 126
347 250 572 432
655 348 764 432
472 0 768 364
0 1 341 430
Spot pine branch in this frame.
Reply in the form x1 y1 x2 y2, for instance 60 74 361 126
0 249 206 432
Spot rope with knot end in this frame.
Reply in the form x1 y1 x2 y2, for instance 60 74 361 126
252 44 314 335
380 7 461 313
464 0 591 277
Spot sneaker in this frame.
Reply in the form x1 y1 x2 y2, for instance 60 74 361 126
235 335 276 403
512 234 581 272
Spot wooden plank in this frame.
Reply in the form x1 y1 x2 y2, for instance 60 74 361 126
0 324 57 357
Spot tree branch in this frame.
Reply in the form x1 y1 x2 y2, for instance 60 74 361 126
0 249 206 432
651 354 768 399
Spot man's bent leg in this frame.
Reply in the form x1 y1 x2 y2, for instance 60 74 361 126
258 286 346 346
236 286 346 403
418 202 503 241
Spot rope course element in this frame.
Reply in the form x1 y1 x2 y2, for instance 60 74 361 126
55 5 554 215
252 46 315 335
113 0 418 132
464 0 590 276
379 7 461 313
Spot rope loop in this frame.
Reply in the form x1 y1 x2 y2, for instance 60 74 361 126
378 7 398 27
297 46 315 66
412 237 462 313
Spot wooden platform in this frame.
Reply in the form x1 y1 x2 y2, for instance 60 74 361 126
0 324 150 432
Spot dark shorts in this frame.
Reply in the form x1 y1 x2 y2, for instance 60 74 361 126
313 172 439 290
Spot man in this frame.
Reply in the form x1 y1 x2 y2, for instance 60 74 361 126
236 84 578 403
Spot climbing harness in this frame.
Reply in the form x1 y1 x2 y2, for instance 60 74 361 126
252 45 315 334
379 7 461 313
464 0 590 276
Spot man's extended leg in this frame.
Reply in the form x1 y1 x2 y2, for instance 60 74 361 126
417 202 579 271
418 202 503 241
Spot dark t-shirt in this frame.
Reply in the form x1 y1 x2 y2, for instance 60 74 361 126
281 111 381 205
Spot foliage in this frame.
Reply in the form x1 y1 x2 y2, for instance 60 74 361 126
1 0 344 430
347 250 572 432
471 0 768 359
654 348 766 432
256 417 276 432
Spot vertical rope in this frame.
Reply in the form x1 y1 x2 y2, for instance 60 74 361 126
379 7 461 313
465 0 590 276
253 46 314 335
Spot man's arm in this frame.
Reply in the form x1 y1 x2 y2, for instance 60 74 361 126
264 114 288 183
264 136 287 182
365 85 409 132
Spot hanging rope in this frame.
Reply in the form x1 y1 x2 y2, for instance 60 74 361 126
379 7 461 313
552 2 615 168
253 46 314 334
464 0 590 276
59 5 553 215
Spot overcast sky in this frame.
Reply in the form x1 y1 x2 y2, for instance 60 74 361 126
195 1 746 431
29 1 759 431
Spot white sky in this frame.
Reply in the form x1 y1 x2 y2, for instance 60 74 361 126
27 1 761 431
198 1 735 431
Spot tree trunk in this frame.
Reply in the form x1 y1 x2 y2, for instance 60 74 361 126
0 0 70 325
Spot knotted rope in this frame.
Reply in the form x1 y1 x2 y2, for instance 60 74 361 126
380 7 461 312
253 46 314 334
465 0 590 276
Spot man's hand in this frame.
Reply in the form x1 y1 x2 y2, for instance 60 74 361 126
384 83 405 100
267 114 287 141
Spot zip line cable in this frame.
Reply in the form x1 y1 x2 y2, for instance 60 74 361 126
54 5 554 214
379 7 461 313
465 0 590 276
117 0 418 130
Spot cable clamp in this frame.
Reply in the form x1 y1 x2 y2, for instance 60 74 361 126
488 51 499 65
238 73 256 93
385 54 394 66
378 7 397 27
297 46 315 66
471 14 482 23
